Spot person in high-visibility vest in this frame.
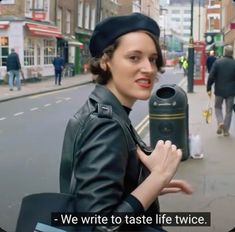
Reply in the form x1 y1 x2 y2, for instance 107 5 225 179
182 58 188 76
179 55 185 69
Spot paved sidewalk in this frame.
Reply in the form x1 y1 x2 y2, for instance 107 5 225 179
0 73 93 103
146 84 235 232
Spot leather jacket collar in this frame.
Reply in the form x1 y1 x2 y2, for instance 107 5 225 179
90 84 132 126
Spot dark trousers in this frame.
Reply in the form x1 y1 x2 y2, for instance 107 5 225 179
55 70 62 85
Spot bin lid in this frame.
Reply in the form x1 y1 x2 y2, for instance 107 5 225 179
149 84 188 109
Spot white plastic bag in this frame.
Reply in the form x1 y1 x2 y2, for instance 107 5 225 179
189 134 204 159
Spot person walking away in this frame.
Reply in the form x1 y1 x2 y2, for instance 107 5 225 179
60 13 193 232
52 54 64 85
6 48 21 91
206 50 216 73
207 45 235 137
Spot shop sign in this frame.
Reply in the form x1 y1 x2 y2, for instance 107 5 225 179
0 22 10 29
32 12 46 21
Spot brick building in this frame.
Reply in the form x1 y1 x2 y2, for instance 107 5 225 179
0 0 81 80
223 0 235 55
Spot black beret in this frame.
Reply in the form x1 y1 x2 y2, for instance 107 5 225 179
89 13 160 58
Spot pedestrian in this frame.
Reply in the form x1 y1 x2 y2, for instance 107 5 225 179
52 53 64 85
206 50 216 73
207 45 235 137
182 57 188 76
6 48 21 91
60 13 193 232
179 55 184 69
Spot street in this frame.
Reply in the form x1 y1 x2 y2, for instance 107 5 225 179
2 68 235 231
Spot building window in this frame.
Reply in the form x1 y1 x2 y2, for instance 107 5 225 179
44 0 48 11
78 1 83 28
183 33 190 37
172 10 180 14
57 7 62 32
43 39 55 65
0 37 9 66
209 16 215 31
91 6 96 30
66 10 71 34
184 25 191 30
183 17 191 22
35 0 44 10
209 0 216 6
84 3 90 29
184 10 191 14
25 0 32 13
24 38 35 66
171 17 180 22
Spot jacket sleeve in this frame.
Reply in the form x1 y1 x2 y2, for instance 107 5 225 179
72 115 144 230
207 61 217 92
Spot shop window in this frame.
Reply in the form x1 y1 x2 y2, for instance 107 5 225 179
24 38 35 66
43 39 56 65
0 37 9 66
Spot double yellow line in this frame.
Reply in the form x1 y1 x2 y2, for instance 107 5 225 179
135 115 149 135
135 77 186 134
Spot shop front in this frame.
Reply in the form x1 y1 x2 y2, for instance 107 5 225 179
57 35 83 75
0 19 62 81
23 22 62 79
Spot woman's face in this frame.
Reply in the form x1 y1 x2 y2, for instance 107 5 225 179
105 31 158 108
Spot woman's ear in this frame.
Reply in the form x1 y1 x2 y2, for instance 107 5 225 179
100 54 108 71
100 60 107 71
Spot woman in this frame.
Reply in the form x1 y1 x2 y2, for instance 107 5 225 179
60 13 192 231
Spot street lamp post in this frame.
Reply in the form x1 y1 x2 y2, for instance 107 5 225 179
96 0 102 23
187 0 194 93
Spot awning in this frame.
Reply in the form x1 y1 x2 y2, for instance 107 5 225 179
63 35 84 48
0 21 10 29
25 23 62 38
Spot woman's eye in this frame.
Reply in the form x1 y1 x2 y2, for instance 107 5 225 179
129 56 140 62
149 57 158 64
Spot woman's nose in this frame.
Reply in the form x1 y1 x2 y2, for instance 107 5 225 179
141 58 155 73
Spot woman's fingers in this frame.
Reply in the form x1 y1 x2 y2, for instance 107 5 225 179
163 180 194 194
137 140 182 176
160 187 182 195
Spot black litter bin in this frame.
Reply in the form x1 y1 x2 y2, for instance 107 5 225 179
149 84 189 161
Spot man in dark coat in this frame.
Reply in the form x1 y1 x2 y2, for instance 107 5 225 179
207 45 235 136
6 48 21 91
206 50 216 73
52 54 64 85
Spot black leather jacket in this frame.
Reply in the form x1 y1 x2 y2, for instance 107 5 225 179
60 84 160 231
207 56 235 97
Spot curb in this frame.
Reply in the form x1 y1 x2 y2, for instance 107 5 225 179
0 79 93 103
